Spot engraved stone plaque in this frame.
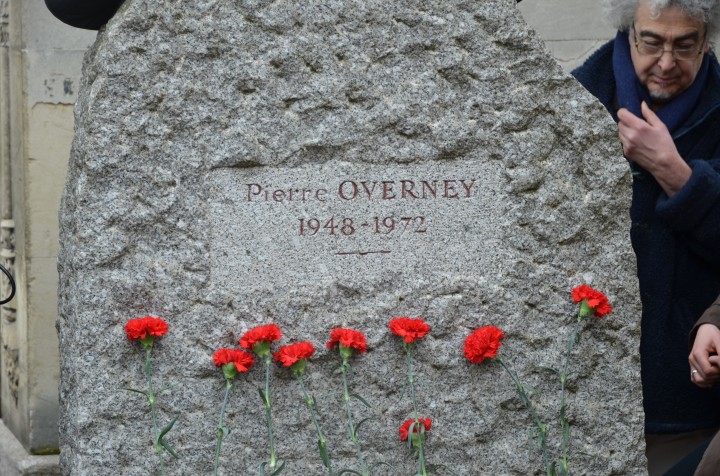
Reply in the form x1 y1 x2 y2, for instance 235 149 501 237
210 162 507 288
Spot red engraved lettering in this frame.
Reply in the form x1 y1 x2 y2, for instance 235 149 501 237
382 181 396 199
460 179 475 198
444 180 459 199
421 181 437 199
401 180 419 199
273 189 285 202
247 183 263 202
361 181 377 199
338 180 358 200
316 189 328 202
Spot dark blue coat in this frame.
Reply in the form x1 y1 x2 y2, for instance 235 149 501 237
573 40 720 433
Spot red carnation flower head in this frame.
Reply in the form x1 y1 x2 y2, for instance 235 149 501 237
389 317 430 344
571 284 612 319
399 418 432 441
464 326 504 364
274 342 315 367
125 316 168 349
239 323 282 358
327 328 367 360
213 348 255 380
274 341 315 377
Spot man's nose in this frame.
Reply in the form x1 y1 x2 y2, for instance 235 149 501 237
657 50 677 70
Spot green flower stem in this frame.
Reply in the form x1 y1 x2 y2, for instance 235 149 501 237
405 343 419 420
405 343 428 475
214 378 233 476
262 355 278 470
558 316 584 474
415 434 428 476
341 355 369 476
143 342 165 476
496 356 551 475
297 374 333 475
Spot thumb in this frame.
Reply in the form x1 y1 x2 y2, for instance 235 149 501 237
641 101 663 127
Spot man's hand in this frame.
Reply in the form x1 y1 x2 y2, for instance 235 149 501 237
617 101 691 197
689 323 720 388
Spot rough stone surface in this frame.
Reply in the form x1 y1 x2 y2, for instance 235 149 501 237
58 0 646 474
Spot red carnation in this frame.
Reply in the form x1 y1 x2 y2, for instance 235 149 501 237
213 348 255 373
239 323 282 349
571 284 612 318
273 342 316 367
389 317 430 344
327 328 367 353
464 326 504 364
125 316 168 341
399 418 432 441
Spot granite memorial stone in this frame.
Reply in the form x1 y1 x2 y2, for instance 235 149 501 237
58 0 646 474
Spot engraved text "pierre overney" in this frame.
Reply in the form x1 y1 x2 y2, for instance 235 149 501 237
245 179 476 203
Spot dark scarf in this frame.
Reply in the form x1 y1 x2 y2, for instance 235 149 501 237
612 30 710 134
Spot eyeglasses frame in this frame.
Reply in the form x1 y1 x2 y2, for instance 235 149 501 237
631 21 707 62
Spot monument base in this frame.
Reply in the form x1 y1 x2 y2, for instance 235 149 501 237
0 420 59 476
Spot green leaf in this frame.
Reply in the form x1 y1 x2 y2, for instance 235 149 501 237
258 387 266 403
350 393 371 408
219 426 230 437
405 421 425 449
259 460 286 476
318 439 330 468
522 384 539 397
159 416 178 440
122 387 148 396
529 427 546 450
159 437 179 459
536 365 559 374
354 416 376 438
336 470 363 475
156 417 179 458
270 460 286 476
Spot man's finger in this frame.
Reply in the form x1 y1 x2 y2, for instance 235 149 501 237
617 107 648 132
640 101 662 127
617 107 640 124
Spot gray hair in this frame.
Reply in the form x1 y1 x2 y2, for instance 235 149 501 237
605 0 720 38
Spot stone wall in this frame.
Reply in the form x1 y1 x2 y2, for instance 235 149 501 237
0 0 641 475
58 0 644 474
0 0 93 472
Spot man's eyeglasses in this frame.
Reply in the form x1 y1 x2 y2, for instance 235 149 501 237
632 23 706 61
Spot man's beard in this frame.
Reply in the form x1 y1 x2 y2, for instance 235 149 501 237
649 89 674 105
